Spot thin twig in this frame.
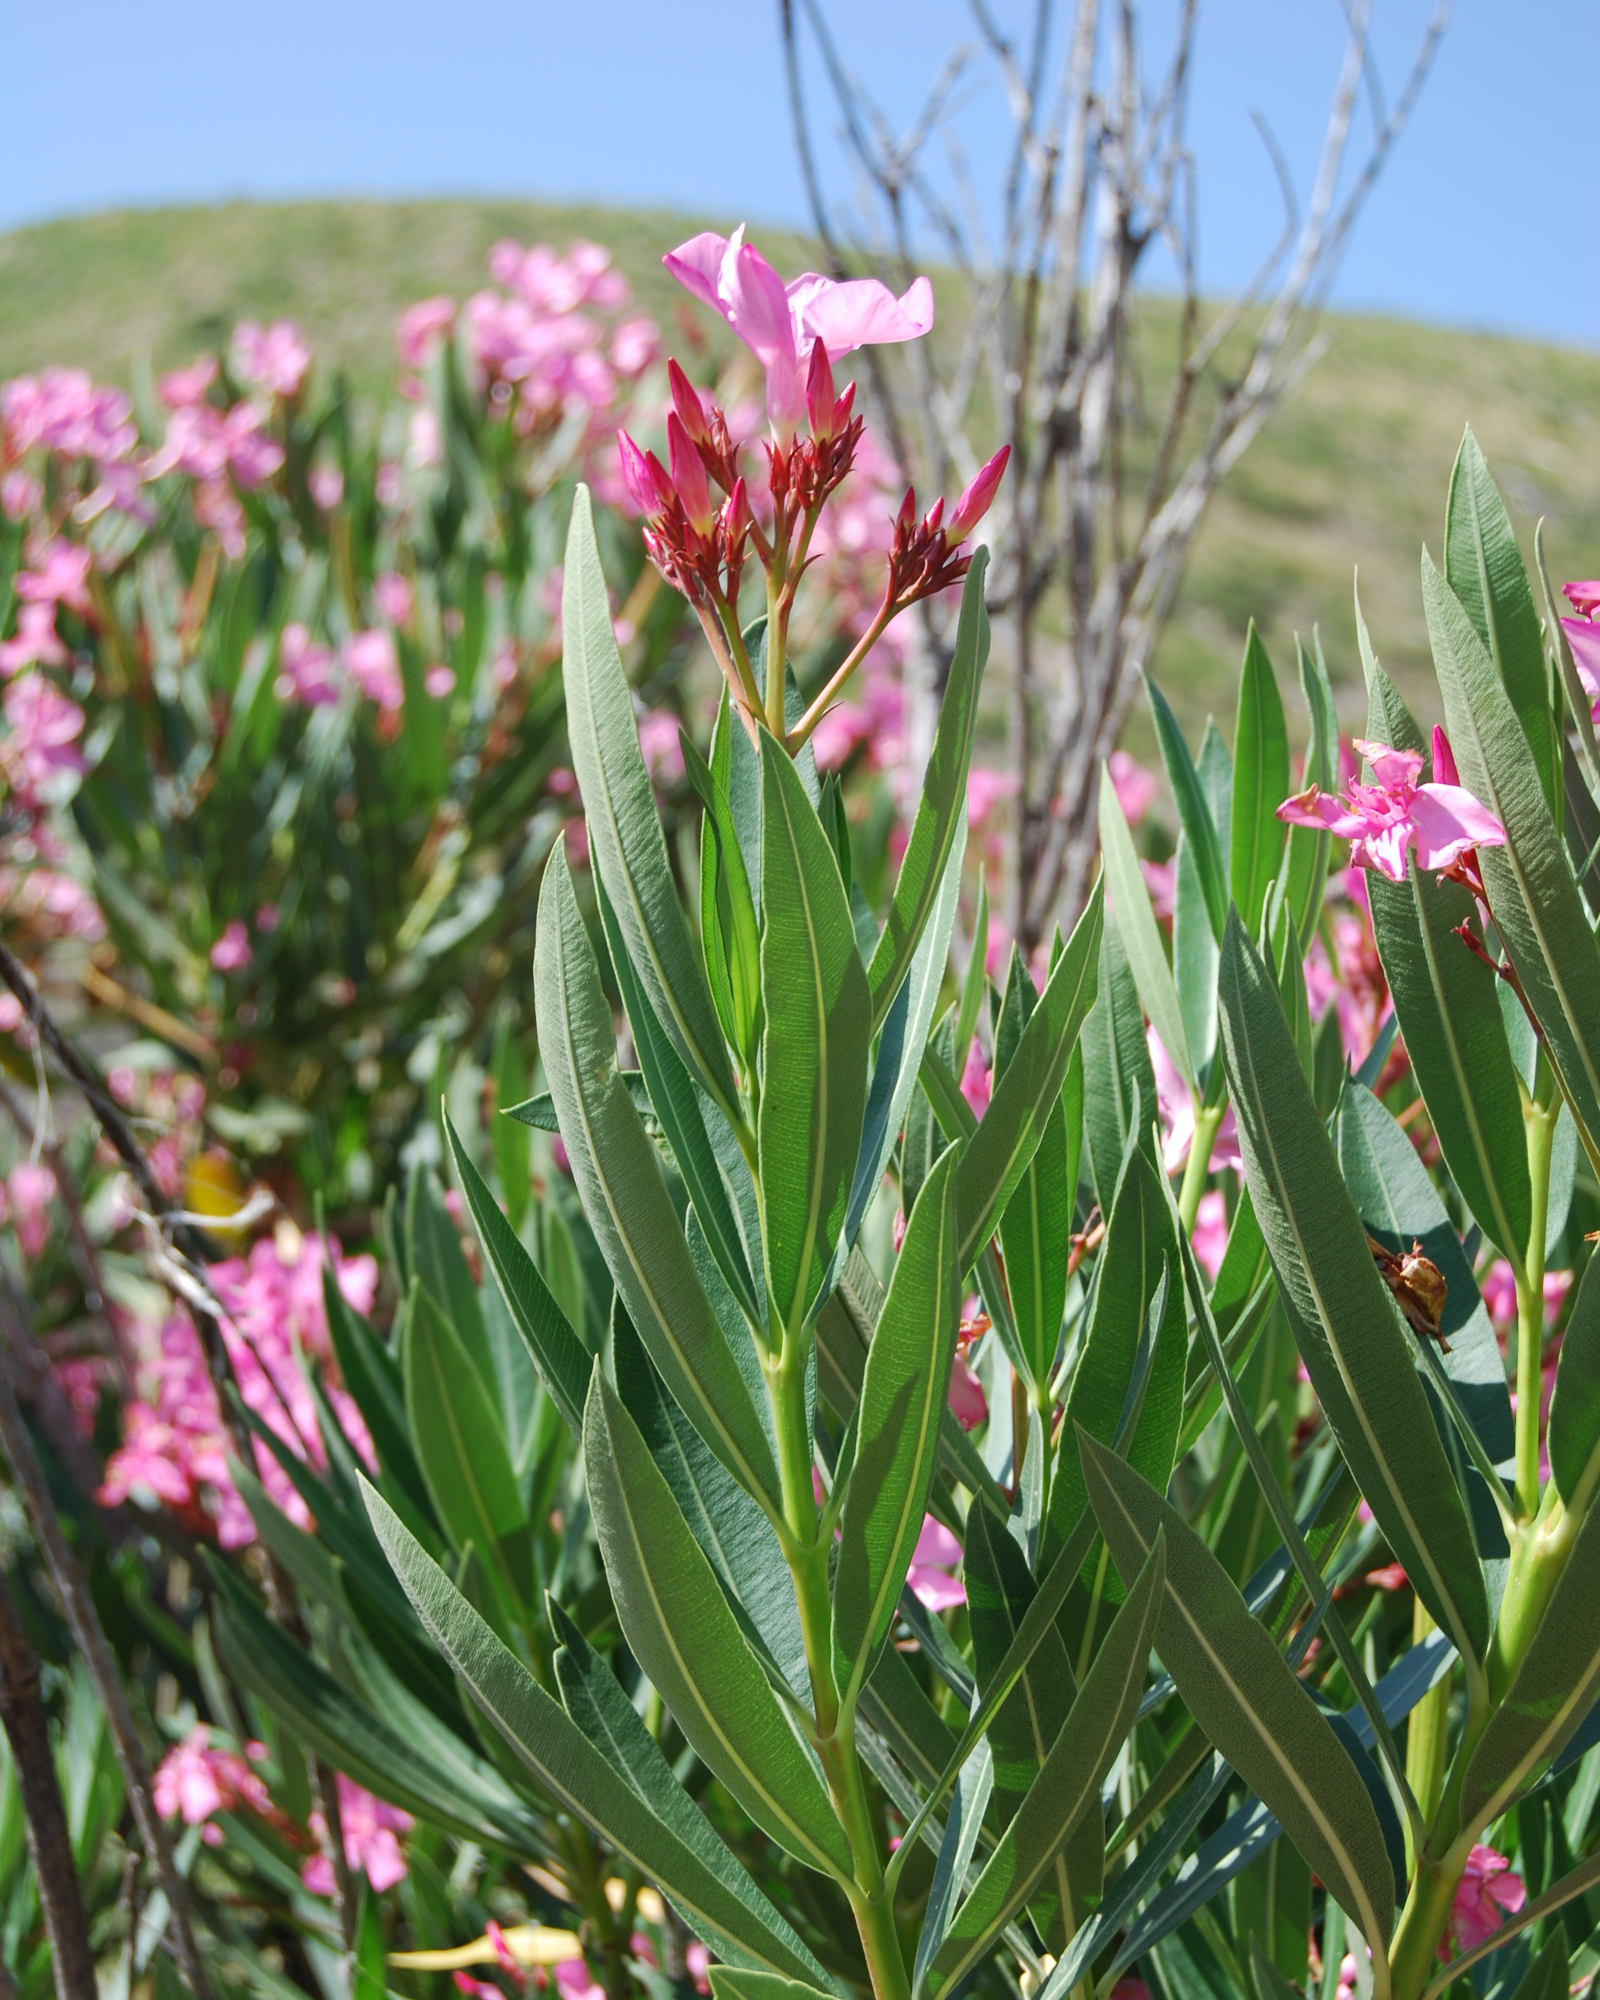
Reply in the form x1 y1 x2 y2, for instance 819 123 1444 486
0 1572 98 2000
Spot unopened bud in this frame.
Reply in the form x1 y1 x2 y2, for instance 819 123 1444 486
805 338 837 441
948 445 1010 540
667 359 711 445
618 430 657 518
668 414 714 534
1431 724 1460 788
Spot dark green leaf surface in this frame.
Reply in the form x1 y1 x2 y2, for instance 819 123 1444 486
1425 553 1600 1168
924 1534 1164 1996
584 1373 852 1878
1284 638 1338 944
1147 672 1227 943
1082 914 1158 1210
1100 763 1192 1090
1218 912 1490 1669
534 848 781 1510
445 1113 593 1434
1080 1436 1395 1951
1445 429 1556 818
363 1482 832 1982
868 552 989 1029
407 1166 491 1391
832 1148 962 1703
1230 623 1290 941
759 728 871 1332
1549 1255 1600 1512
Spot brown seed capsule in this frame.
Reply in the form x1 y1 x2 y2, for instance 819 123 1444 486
1367 1233 1451 1352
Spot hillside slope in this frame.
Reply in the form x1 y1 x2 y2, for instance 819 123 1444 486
3 198 1597 743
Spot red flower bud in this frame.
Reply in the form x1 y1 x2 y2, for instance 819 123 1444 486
668 413 715 534
618 430 656 518
948 444 1010 540
667 359 711 445
805 338 837 441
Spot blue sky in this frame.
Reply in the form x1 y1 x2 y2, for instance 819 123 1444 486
6 0 1594 346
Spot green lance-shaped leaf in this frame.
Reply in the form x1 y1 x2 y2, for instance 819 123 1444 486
595 876 761 1325
402 1285 531 1623
1079 1434 1396 1952
869 550 989 1030
534 847 782 1511
954 884 1102 1274
407 1165 492 1390
1218 910 1491 1670
685 697 761 1065
444 1113 593 1435
362 1482 833 1984
832 1147 962 1706
1460 1499 1600 1835
1508 1939 1570 2000
759 727 872 1332
321 1263 439 1536
1000 1083 1072 1400
562 484 735 1108
583 1371 853 1879
965 1502 1102 1948
1363 662 1532 1263
1147 671 1228 944
1100 762 1192 1092
710 1972 835 2000
923 1532 1165 1998
1549 1254 1600 1514
1284 637 1338 944
1082 912 1159 1211
1425 552 1600 1167
1173 832 1220 1083
1044 1145 1187 1569
1445 427 1557 819
1231 621 1290 941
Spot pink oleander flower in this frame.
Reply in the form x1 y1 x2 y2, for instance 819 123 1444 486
1478 1259 1570 1340
307 459 344 510
0 602 68 675
304 1773 412 1895
374 571 414 626
1140 855 1176 923
1445 1845 1524 1955
344 629 404 712
8 1160 56 1259
1109 748 1159 827
1564 580 1600 619
397 295 456 369
1148 1027 1241 1177
637 710 685 789
959 1038 991 1121
16 539 92 613
907 1515 965 1611
154 1725 278 1846
276 624 341 707
948 1352 988 1431
664 226 934 433
1 471 41 520
158 356 219 410
2 674 86 792
424 663 456 698
2 369 137 467
1277 732 1505 884
0 866 103 943
232 320 312 400
210 920 251 972
1191 1189 1229 1282
967 766 1018 832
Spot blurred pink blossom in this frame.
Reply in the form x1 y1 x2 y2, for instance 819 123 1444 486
2 369 137 466
397 296 456 369
1148 1027 1241 1177
638 710 685 788
424 663 456 699
307 460 344 510
960 1038 991 1120
967 766 1017 830
276 624 341 707
948 1353 987 1431
17 540 92 613
304 1774 412 1895
1446 1845 1524 1955
0 602 68 675
7 1161 56 1259
1191 1190 1229 1281
1109 749 1159 827
0 865 103 942
2 674 86 791
1 471 41 519
232 320 312 400
907 1515 965 1611
210 920 251 972
154 1726 276 1847
158 356 219 410
344 629 404 711
374 571 414 626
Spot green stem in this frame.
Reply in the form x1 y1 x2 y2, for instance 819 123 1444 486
1177 1102 1224 1235
1514 1093 1557 1519
1388 1853 1463 2000
1404 1599 1448 1871
849 1884 913 2000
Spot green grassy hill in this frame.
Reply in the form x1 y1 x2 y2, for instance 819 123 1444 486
4 198 1598 747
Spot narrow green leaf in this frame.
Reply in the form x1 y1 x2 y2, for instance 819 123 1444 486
1080 1435 1395 1952
1100 763 1192 1090
687 693 761 1062
710 1972 834 2000
1364 662 1532 1262
1044 1145 1186 1568
1173 834 1220 1084
1508 1938 1570 2000
562 484 735 1106
321 1264 437 1534
362 1482 833 1984
1461 1500 1600 1834
492 1018 532 1233
1147 672 1227 944
924 1533 1165 1997
1082 912 1158 1210
534 846 782 1510
403 1286 530 1622
954 884 1102 1275
1218 911 1490 1670
1000 1086 1071 1399
445 1113 593 1435
954 866 990 1077
965 1503 1102 1945
1284 637 1338 946
1424 551 1600 1170
869 551 989 1029
584 1372 853 1879
406 1166 491 1390
832 1148 962 1704
1231 622 1290 942
759 728 872 1332
1445 428 1557 818
1550 1255 1600 1514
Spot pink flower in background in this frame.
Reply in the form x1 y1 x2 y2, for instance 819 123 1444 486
304 1774 412 1895
967 766 1017 831
1446 1846 1524 1955
638 710 686 788
1140 856 1176 922
1191 1190 1229 1281
147 400 284 488
7 1161 56 1259
210 920 251 972
1109 749 1159 827
405 407 444 469
1278 734 1505 883
158 356 219 410
2 675 86 791
907 1515 965 1610
424 664 456 698
665 226 934 432
276 624 341 707
2 471 41 519
2 369 137 466
611 316 660 375
1479 1260 1570 1341
344 629 404 711
0 602 68 674
397 295 456 369
959 1038 991 1120
0 865 103 942
984 915 1013 978
154 1726 277 1847
374 571 414 626
1564 580 1600 618
948 1353 988 1431
1148 1027 1241 1176
16 540 92 613
232 320 312 400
